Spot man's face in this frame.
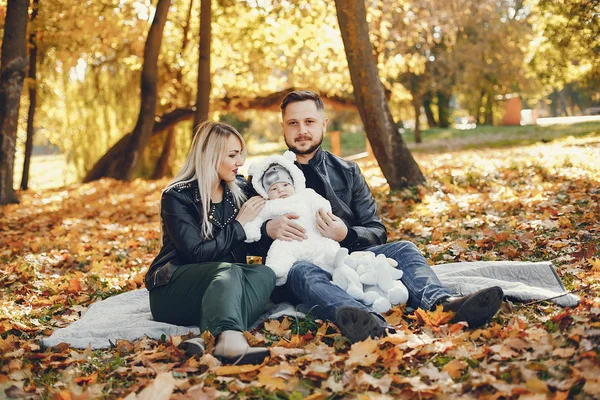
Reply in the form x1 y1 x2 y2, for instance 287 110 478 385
281 100 328 158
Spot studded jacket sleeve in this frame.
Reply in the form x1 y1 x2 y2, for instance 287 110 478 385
160 189 247 264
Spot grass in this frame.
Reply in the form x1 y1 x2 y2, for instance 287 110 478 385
12 153 78 190
251 121 600 158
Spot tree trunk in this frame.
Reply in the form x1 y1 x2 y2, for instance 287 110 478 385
99 0 171 181
484 91 494 125
0 0 29 205
437 90 451 128
559 90 569 116
152 127 176 179
549 89 558 117
21 0 40 191
475 89 485 124
423 91 437 128
412 97 422 144
193 0 211 130
334 0 425 188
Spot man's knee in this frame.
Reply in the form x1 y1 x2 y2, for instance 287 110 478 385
391 240 420 254
372 241 425 269
288 261 327 283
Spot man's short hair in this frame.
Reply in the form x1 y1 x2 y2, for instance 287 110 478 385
280 90 324 115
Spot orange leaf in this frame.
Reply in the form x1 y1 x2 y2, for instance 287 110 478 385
384 305 406 326
409 305 454 327
442 359 468 379
73 372 98 385
68 277 81 293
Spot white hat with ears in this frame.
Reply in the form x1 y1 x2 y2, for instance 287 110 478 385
248 150 306 199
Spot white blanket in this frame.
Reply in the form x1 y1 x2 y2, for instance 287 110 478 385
41 260 579 349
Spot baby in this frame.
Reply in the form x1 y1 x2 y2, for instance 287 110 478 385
244 151 341 286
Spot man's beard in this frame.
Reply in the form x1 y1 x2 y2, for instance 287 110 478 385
285 134 324 155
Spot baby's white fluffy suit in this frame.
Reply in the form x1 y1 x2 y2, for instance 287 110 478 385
244 151 340 285
244 188 341 285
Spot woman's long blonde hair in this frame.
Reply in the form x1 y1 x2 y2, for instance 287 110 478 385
163 121 247 239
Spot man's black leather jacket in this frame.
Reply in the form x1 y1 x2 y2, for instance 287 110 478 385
258 147 387 253
144 178 250 291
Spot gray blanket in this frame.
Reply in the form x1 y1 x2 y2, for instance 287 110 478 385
41 260 579 349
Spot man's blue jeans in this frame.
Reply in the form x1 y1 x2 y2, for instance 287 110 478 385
271 241 452 323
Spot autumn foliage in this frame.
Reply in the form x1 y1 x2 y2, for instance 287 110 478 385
1 135 599 398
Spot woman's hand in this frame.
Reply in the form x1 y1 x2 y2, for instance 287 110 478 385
235 196 266 226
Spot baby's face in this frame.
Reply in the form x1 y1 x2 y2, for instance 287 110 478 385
267 182 295 199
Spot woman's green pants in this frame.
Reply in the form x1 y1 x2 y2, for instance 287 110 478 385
149 262 275 336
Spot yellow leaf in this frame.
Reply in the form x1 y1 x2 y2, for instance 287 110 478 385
215 362 264 376
257 363 297 391
264 318 292 337
525 377 549 393
345 338 379 367
589 258 600 273
384 305 406 326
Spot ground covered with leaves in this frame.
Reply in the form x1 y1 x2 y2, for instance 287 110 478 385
1 134 599 399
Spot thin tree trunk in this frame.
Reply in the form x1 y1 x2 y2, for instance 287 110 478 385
152 0 193 177
549 89 559 117
413 98 422 144
152 127 176 179
99 0 171 181
437 90 451 128
423 91 437 128
475 89 485 124
21 0 40 191
0 0 30 204
334 0 425 188
484 91 494 125
193 0 211 130
559 90 569 116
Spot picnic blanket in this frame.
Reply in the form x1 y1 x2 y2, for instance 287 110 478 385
41 260 580 349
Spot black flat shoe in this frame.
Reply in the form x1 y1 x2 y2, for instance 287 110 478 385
335 306 390 343
215 348 270 365
443 286 504 328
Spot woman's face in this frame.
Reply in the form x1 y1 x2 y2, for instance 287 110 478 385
217 135 244 182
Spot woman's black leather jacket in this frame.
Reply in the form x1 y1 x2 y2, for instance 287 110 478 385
144 178 250 290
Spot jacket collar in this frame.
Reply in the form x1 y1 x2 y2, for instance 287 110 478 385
189 180 234 204
298 146 325 168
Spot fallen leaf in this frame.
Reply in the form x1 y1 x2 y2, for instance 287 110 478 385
442 359 468 379
345 338 380 367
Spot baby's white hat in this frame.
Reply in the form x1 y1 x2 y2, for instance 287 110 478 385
248 151 306 199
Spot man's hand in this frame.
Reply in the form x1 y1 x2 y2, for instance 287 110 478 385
266 214 307 241
316 209 348 242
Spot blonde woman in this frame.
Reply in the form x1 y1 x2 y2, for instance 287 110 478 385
145 121 275 365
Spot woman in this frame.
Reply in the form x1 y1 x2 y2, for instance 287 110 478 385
145 121 275 365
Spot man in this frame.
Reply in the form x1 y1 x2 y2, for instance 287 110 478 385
262 90 503 343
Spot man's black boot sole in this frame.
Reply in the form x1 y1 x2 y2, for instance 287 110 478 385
335 307 387 344
449 286 503 328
